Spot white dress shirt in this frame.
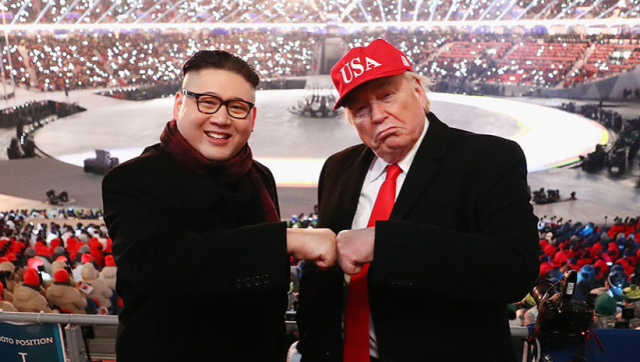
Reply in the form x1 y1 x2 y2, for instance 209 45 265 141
343 117 429 358
351 117 430 230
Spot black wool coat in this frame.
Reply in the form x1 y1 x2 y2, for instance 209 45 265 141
297 113 540 362
102 144 290 362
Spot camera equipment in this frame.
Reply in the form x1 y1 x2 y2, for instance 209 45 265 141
580 145 606 173
287 86 343 118
606 147 626 177
546 189 560 203
621 307 635 320
532 188 562 205
46 189 58 204
45 189 72 205
84 149 119 175
614 320 630 329
532 188 548 204
526 270 595 361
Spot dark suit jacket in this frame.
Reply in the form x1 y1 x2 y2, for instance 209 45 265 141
297 113 540 362
102 144 290 362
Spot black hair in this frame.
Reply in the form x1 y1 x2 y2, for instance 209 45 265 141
182 50 260 88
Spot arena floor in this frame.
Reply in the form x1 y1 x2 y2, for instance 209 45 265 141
0 80 639 225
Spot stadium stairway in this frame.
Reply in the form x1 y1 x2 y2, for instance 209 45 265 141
581 42 597 64
557 43 597 89
501 41 518 60
16 45 38 87
93 49 110 78
433 39 449 58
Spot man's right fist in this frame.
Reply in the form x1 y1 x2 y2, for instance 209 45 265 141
286 228 337 269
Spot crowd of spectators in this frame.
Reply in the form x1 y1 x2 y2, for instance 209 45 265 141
3 207 640 333
0 207 319 315
1 28 639 93
509 215 640 330
3 30 319 91
0 42 24 90
403 0 637 22
565 37 640 86
4 0 639 24
0 208 118 315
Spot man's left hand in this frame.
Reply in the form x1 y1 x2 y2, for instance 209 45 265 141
337 227 375 275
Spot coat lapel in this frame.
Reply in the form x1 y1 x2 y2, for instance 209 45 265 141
332 145 374 231
390 112 451 220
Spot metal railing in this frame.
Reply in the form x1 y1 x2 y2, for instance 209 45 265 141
0 311 530 362
0 311 118 326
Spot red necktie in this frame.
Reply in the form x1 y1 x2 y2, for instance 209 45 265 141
343 164 402 362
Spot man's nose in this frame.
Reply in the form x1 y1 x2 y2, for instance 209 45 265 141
209 106 232 125
370 101 386 124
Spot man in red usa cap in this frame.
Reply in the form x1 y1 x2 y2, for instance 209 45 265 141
296 38 540 362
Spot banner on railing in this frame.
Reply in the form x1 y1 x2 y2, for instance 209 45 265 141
0 322 66 362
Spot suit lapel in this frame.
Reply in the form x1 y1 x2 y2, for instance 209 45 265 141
332 145 374 231
390 112 451 220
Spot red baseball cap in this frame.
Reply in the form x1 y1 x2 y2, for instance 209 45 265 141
330 38 414 110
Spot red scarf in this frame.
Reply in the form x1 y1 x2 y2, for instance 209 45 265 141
160 120 280 223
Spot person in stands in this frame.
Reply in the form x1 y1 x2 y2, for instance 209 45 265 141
0 282 17 312
45 269 87 314
12 268 52 313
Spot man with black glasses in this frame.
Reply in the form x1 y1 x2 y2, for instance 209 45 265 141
102 50 337 362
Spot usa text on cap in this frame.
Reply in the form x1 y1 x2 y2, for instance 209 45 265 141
330 39 414 110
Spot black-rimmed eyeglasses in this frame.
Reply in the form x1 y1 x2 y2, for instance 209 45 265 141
182 89 255 119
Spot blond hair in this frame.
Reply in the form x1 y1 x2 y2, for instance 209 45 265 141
403 71 434 113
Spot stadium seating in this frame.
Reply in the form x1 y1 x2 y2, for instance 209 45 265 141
2 29 637 93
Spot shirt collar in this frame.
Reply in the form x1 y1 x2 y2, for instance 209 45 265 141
368 116 430 183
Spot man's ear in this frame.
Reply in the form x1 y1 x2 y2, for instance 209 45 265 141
172 91 183 120
250 107 257 132
413 79 428 111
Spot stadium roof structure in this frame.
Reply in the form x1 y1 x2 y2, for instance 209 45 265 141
0 0 639 31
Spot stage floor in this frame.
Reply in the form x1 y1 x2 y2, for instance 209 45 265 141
0 84 638 224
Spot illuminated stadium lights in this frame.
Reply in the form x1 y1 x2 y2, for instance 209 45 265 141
0 22 633 93
0 1 638 30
